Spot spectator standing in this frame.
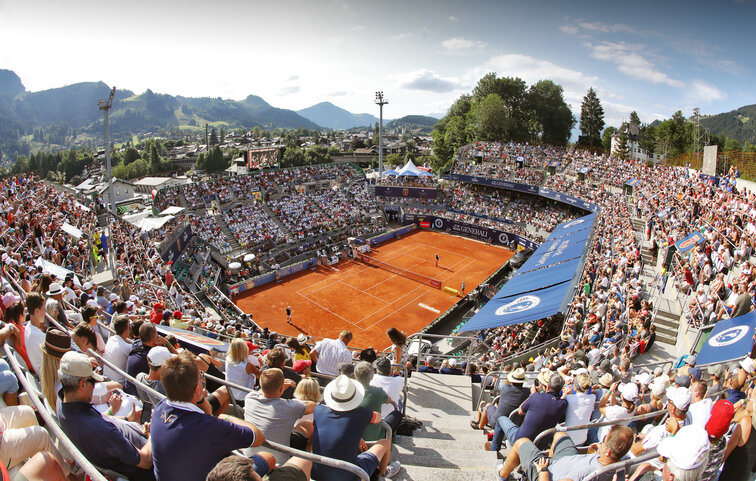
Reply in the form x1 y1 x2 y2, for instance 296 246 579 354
103 315 132 384
23 292 46 376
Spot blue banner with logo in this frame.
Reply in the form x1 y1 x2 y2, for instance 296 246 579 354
537 187 598 212
544 213 595 240
462 281 572 330
161 225 193 263
675 231 706 254
695 311 756 366
156 325 230 354
402 214 540 250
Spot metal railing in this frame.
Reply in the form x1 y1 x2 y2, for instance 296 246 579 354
583 450 659 481
88 349 382 481
532 409 668 446
4 344 109 481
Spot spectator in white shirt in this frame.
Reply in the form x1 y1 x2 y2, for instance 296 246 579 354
103 316 132 384
23 293 46 376
311 330 352 377
370 357 404 417
563 372 596 445
688 380 713 429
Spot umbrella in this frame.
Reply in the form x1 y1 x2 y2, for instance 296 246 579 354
417 171 433 176
243 253 256 262
381 169 399 176
228 262 242 269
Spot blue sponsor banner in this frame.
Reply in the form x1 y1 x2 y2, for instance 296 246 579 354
403 214 539 250
675 231 705 253
161 225 193 263
625 179 642 187
461 281 572 330
538 187 598 212
446 173 539 194
374 186 438 199
579 167 591 174
548 161 560 167
545 213 595 240
696 311 756 366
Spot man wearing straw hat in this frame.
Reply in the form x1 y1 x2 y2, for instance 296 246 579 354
311 375 400 480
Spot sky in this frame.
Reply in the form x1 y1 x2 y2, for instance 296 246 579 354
0 0 754 128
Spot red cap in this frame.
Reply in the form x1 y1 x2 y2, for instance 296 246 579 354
153 302 164 310
173 310 182 318
293 360 312 373
706 399 735 438
245 341 258 352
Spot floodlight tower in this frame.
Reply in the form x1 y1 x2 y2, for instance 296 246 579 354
98 87 117 219
375 91 388 176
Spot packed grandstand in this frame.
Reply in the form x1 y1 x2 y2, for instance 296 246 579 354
0 140 752 481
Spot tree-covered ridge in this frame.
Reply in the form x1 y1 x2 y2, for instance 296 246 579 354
699 104 756 146
430 73 576 172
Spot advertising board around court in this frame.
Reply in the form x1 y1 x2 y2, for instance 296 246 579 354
160 225 193 263
402 214 539 250
374 186 438 199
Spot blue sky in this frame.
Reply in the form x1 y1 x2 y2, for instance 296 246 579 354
0 0 753 128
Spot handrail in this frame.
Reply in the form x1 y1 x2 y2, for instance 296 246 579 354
582 449 659 481
390 363 409 416
89 352 375 481
632 359 673 371
87 349 167 402
4 344 109 481
532 409 667 446
261 440 369 481
476 370 505 409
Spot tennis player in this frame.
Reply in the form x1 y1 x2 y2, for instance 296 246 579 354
435 253 439 267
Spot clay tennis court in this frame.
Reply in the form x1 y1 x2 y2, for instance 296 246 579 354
234 230 513 349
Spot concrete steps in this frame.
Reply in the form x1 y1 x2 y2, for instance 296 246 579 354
392 372 497 481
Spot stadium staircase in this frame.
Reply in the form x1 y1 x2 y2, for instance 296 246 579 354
178 191 189 208
630 217 679 346
214 215 242 254
392 372 497 481
262 204 293 236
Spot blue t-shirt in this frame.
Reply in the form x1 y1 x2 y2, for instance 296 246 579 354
59 401 152 480
312 404 373 481
440 367 463 375
517 391 568 441
125 340 150 395
151 399 256 481
726 388 746 405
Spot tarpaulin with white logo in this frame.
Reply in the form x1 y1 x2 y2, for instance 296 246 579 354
674 231 705 254
695 311 756 366
461 281 572 330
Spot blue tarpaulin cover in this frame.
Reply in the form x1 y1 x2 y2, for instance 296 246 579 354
695 311 756 366
460 214 595 331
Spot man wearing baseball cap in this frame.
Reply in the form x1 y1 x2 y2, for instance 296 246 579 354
701 399 735 480
58 351 155 480
135 346 176 405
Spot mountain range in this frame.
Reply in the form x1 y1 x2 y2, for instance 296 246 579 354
0 69 441 162
700 104 756 146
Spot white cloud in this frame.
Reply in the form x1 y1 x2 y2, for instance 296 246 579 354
577 21 635 34
441 37 486 50
588 41 685 88
687 80 725 103
449 16 458 22
278 86 300 96
351 24 367 31
559 25 579 35
601 99 666 128
392 33 411 40
397 69 459 93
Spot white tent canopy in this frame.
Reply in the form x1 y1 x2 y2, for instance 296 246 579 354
123 211 175 232
397 159 421 175
158 206 185 216
34 258 81 286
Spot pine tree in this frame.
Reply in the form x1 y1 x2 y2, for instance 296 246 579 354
616 125 630 160
579 88 605 147
209 128 219 146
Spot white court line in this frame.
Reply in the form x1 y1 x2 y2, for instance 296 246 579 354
296 291 363 331
335 279 391 304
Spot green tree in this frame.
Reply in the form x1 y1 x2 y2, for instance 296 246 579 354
528 80 575 145
252 126 262 139
123 147 141 165
372 122 379 147
305 145 331 164
654 111 690 157
209 128 219 146
281 147 306 167
204 146 228 172
629 111 641 127
743 141 756 153
472 94 509 141
615 125 630 160
219 128 226 145
579 88 605 147
149 144 160 174
602 127 617 151
196 152 206 171
724 138 741 151
639 124 656 154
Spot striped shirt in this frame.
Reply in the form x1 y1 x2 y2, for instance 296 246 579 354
313 338 351 376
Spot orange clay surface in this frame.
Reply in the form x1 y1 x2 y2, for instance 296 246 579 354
234 230 513 350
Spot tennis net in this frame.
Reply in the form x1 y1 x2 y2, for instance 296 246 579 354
359 254 442 289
